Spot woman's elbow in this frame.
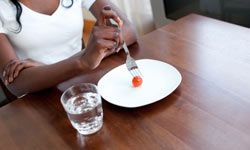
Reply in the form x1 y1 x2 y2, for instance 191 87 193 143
6 84 28 98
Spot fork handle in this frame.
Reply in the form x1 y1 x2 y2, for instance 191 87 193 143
122 42 130 55
109 19 131 55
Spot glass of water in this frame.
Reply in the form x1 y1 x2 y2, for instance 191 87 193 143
60 83 103 135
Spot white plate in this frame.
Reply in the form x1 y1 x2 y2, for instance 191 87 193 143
97 59 182 108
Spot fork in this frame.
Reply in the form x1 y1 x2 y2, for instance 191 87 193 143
108 18 142 78
122 42 143 78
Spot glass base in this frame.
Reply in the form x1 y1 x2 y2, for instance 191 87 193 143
77 121 103 135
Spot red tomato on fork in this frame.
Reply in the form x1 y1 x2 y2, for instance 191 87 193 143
132 76 143 87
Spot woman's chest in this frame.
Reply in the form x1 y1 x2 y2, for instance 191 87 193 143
8 1 84 50
19 0 60 16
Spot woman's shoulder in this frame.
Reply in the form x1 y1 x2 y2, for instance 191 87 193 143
0 0 16 15
0 0 17 33
0 0 13 8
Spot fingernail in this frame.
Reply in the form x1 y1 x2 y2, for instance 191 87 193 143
4 80 8 85
9 77 13 82
114 41 118 48
2 71 6 77
104 6 111 10
116 28 121 32
14 73 17 78
114 32 119 37
117 18 123 26
116 47 121 53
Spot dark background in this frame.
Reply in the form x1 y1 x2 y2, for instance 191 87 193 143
164 0 250 27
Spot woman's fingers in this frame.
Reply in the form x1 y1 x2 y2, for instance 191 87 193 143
13 62 28 79
2 59 42 85
97 39 117 52
97 6 123 27
9 61 23 80
94 27 120 40
116 28 124 52
3 60 20 84
92 26 122 50
2 59 16 78
95 6 124 53
94 39 118 60
12 60 41 80
83 8 124 70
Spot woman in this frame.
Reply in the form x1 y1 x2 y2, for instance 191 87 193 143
0 0 137 97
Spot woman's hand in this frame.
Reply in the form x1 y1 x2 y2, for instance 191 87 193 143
99 6 124 52
80 6 124 69
90 1 137 46
81 25 120 69
2 59 43 85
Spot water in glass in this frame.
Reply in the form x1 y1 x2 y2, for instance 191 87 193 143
61 83 103 135
65 92 103 135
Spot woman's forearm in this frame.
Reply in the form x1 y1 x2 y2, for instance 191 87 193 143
122 21 138 46
6 57 86 97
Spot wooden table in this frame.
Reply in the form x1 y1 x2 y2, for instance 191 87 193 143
1 14 250 150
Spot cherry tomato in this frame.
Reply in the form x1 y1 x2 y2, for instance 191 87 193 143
132 76 143 87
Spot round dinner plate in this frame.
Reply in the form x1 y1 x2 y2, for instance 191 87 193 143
97 59 182 108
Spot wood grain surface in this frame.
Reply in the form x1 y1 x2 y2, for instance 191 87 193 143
1 14 250 150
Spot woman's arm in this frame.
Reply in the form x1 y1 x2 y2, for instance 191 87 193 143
90 0 138 46
3 59 43 85
0 17 120 97
0 34 85 96
0 2 136 97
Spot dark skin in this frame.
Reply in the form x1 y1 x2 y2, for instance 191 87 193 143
0 0 137 97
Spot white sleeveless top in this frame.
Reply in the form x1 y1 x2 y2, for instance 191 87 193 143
0 0 95 64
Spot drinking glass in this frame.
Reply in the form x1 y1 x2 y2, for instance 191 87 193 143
61 83 103 135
